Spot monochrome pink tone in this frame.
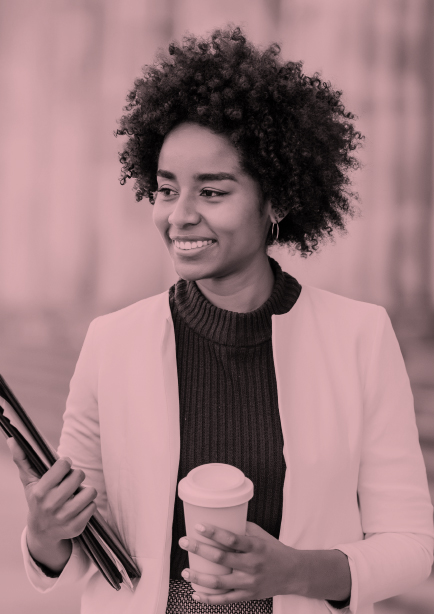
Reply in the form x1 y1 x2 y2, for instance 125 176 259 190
0 1 433 320
19 287 434 614
1 1 434 613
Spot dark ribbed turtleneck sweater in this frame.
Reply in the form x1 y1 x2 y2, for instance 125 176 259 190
168 256 350 610
168 256 301 580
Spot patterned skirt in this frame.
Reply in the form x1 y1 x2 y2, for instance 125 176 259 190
165 579 273 613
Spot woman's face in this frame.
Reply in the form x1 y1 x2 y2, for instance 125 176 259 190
153 122 272 282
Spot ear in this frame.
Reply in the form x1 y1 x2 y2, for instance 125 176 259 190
265 199 277 224
269 206 288 225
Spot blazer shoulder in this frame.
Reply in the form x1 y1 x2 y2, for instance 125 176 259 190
90 290 171 335
299 284 385 326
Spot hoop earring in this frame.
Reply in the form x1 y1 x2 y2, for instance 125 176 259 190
271 222 279 241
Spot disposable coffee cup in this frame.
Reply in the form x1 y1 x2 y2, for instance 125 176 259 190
178 463 253 595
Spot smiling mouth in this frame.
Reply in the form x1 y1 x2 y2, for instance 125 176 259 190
173 239 216 252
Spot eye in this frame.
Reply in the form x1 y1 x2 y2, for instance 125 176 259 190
156 187 176 197
201 189 226 198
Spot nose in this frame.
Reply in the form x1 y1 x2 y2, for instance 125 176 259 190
167 194 200 227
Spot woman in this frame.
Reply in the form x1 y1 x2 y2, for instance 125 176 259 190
8 25 433 614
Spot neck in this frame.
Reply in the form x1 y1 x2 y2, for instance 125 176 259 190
195 253 275 313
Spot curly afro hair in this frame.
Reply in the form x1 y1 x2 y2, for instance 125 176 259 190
115 24 364 256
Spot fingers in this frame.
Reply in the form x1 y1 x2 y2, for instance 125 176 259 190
7 438 91 512
7 438 40 486
182 567 254 595
63 499 98 539
179 536 249 571
33 463 95 516
50 468 88 509
58 485 98 522
27 482 98 542
190 588 250 606
37 457 74 494
194 524 251 552
7 439 98 543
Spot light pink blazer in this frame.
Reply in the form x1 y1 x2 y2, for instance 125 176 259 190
21 284 434 614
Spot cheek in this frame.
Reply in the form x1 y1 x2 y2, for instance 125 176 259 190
215 216 261 248
214 206 248 236
152 203 167 233
232 210 264 243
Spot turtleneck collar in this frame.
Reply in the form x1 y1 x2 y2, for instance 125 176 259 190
169 256 301 347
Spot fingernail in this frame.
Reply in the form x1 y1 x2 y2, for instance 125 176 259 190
179 537 189 548
181 569 190 580
195 524 206 533
192 593 201 601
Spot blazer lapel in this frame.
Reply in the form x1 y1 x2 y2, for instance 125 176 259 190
272 289 356 549
105 293 176 562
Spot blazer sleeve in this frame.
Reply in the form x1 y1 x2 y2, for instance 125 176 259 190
328 306 434 613
21 317 106 592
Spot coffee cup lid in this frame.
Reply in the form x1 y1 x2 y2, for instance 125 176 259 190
178 463 254 508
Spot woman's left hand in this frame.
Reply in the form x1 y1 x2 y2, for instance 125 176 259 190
178 521 302 605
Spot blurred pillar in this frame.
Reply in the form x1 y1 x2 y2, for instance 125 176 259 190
0 0 59 311
277 0 395 306
275 0 434 335
0 0 178 319
46 0 104 310
389 0 434 337
0 0 107 313
93 0 179 313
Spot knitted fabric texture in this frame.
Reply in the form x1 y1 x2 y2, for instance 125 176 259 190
165 579 273 614
167 257 300 612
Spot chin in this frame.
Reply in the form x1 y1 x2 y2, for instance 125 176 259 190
173 261 216 282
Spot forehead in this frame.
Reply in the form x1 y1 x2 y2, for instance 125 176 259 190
158 122 241 170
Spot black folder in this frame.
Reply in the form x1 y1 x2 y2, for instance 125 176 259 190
0 373 141 591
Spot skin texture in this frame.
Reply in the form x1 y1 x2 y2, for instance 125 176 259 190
177 522 352 605
179 521 303 602
153 121 278 313
7 437 97 573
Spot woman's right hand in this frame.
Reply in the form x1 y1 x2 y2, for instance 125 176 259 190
7 437 98 547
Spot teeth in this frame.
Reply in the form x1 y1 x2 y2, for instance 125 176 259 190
174 240 214 250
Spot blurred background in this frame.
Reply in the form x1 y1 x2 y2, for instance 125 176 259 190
0 0 433 612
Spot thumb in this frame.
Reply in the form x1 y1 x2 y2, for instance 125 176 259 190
245 521 276 543
246 521 266 536
6 438 40 486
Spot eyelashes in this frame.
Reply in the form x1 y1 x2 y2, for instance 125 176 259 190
156 188 174 197
201 189 227 198
156 188 227 198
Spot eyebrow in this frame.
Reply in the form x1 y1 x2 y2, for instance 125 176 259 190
157 170 238 182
